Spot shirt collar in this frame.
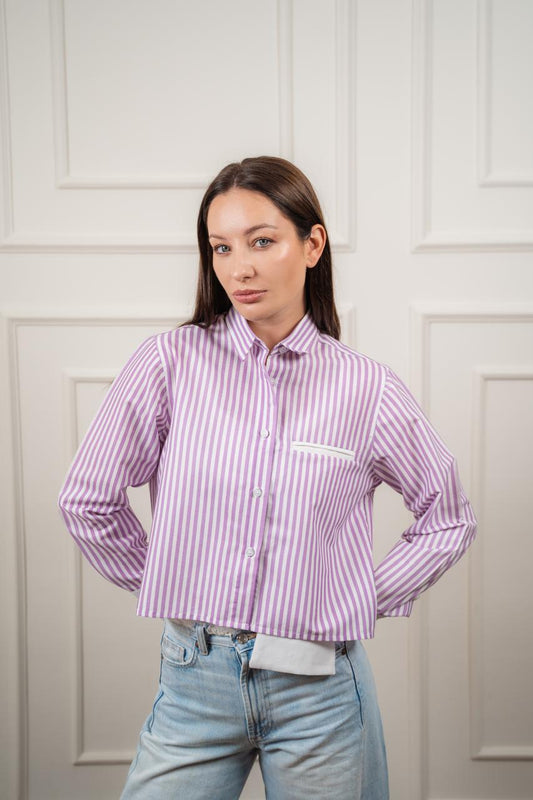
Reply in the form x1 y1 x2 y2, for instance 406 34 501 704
224 305 319 360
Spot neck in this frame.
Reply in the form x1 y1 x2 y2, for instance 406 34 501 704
247 314 304 352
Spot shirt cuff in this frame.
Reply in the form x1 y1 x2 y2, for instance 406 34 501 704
377 599 414 618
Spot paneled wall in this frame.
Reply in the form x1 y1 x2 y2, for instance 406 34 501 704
1 2 531 799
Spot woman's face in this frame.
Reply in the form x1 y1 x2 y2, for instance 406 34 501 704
207 187 325 345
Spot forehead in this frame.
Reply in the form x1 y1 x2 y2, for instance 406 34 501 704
207 188 285 232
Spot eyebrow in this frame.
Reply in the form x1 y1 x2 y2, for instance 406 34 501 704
208 223 278 241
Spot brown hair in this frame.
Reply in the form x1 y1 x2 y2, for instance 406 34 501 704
184 155 340 339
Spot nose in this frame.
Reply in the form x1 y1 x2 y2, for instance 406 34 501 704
231 249 255 282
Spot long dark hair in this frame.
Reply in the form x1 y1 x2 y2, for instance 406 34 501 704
184 155 340 339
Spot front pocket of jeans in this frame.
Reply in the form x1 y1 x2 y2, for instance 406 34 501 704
161 633 197 667
345 647 365 728
291 441 357 462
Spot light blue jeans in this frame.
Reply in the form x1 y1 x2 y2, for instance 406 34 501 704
121 619 389 799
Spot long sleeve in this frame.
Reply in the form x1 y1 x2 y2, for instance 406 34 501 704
57 335 170 592
371 367 477 617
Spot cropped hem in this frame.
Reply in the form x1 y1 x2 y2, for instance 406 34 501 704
136 607 377 643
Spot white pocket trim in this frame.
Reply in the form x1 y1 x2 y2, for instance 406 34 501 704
291 441 356 462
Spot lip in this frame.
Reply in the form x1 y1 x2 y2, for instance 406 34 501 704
233 290 267 303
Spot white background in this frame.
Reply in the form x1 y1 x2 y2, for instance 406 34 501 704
1 1 532 798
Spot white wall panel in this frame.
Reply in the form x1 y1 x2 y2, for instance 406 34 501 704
412 0 533 250
470 369 533 759
479 0 533 185
58 0 280 183
412 308 533 799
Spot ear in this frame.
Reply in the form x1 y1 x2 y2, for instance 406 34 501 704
304 224 327 268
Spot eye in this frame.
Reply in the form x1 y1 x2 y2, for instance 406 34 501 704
254 237 272 248
213 243 230 254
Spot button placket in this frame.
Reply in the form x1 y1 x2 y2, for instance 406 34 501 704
237 348 281 626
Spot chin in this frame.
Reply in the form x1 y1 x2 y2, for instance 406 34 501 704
240 309 267 322
235 302 269 317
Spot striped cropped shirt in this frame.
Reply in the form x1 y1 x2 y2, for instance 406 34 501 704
58 306 477 641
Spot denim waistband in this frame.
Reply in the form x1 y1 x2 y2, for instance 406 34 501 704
169 617 257 644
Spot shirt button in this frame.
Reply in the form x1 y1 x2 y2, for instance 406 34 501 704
260 428 270 439
269 377 277 385
245 547 255 558
252 487 263 498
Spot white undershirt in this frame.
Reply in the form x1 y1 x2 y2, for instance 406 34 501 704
249 633 336 675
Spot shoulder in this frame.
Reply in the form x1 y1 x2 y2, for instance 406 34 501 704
151 318 222 356
315 334 424 412
316 332 392 383
145 318 232 384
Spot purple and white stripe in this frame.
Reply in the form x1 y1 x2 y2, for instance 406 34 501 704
58 306 477 641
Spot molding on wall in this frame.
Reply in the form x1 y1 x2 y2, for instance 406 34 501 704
477 0 492 186
0 234 200 253
411 0 533 252
477 0 533 187
277 0 294 161
412 230 533 252
1 307 27 799
0 0 14 245
329 0 357 252
410 304 533 401
411 0 433 256
6 311 185 327
469 366 533 761
49 0 292 189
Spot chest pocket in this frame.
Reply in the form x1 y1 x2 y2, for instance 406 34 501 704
291 441 357 463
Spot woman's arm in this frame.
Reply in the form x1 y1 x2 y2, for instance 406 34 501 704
371 367 477 617
57 335 170 593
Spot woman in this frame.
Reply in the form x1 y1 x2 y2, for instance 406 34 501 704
58 156 477 799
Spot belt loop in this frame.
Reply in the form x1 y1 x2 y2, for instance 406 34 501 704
196 623 209 655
